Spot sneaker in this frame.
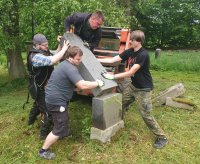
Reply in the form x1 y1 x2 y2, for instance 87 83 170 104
154 137 168 149
39 150 55 160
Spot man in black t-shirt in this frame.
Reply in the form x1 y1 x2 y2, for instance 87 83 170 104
98 30 168 149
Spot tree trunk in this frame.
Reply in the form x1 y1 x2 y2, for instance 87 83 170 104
4 0 26 80
7 44 26 80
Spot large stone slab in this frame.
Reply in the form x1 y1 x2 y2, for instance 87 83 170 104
152 83 185 106
63 33 118 96
166 97 194 110
92 93 122 130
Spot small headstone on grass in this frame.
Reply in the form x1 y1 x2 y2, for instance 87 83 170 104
155 48 161 59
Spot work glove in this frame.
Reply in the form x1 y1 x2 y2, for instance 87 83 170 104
96 79 105 87
83 41 90 48
101 72 115 80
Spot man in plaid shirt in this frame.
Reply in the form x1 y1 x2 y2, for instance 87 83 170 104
27 33 70 140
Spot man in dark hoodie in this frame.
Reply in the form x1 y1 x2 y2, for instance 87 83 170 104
64 11 104 51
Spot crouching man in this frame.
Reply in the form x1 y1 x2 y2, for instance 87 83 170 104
39 46 104 160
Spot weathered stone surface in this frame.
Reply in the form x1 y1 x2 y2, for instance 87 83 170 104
155 48 161 59
63 33 118 96
152 83 185 106
90 120 124 143
166 97 194 110
92 93 122 130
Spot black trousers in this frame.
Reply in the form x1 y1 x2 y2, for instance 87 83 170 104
28 88 53 137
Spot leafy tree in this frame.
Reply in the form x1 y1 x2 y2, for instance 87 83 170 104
2 0 199 80
0 0 130 79
0 0 26 79
135 0 200 49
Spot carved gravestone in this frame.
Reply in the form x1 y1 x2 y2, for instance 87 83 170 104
63 33 118 96
155 48 161 59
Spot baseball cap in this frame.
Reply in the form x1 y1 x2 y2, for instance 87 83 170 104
33 33 48 45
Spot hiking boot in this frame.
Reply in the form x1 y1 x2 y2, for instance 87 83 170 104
39 150 55 160
154 137 168 149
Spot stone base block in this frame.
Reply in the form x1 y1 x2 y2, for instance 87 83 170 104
92 93 122 130
90 120 124 143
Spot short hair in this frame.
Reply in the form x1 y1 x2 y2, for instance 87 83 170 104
63 46 83 59
130 30 145 44
91 11 105 22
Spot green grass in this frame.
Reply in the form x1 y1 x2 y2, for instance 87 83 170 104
150 50 200 72
0 51 200 163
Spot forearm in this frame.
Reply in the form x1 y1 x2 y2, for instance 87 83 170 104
114 71 133 79
77 80 98 90
114 64 140 79
98 58 114 64
50 47 68 64
98 55 122 64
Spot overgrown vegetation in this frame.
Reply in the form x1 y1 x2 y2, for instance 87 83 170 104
0 51 200 163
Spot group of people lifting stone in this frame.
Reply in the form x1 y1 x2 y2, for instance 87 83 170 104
26 11 167 160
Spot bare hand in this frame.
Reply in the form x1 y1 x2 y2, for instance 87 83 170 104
57 35 62 42
63 40 71 50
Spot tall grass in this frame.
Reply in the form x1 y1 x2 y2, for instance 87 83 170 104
150 50 200 72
